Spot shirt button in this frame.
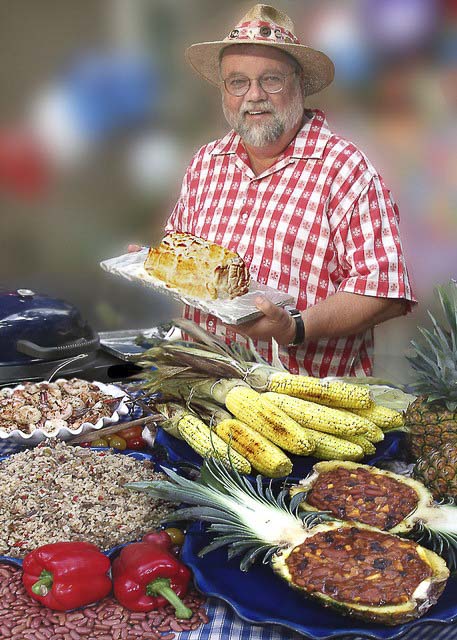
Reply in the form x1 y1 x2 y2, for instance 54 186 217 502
241 212 248 220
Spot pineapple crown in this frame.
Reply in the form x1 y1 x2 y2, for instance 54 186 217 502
407 281 457 411
126 457 330 571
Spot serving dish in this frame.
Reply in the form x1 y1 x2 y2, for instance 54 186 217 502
153 426 403 479
0 379 129 445
182 521 457 640
0 448 167 568
100 249 294 325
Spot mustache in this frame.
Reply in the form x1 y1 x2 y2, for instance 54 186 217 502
240 100 275 115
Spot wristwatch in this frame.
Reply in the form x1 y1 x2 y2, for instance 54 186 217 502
287 308 305 346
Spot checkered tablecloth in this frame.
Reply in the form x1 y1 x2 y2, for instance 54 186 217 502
171 598 456 640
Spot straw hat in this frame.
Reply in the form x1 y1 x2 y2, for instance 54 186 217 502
186 4 335 96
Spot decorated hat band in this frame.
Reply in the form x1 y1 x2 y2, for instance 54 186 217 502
227 21 300 45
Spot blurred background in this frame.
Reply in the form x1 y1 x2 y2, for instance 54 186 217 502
0 0 456 384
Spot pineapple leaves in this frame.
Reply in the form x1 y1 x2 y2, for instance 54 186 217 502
413 524 457 573
407 281 457 409
437 283 457 347
289 490 309 514
127 456 333 568
239 545 277 571
160 507 237 525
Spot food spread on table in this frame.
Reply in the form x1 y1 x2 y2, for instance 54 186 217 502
0 280 456 638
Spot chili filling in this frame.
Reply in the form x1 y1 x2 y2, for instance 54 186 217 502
306 467 419 529
286 527 432 607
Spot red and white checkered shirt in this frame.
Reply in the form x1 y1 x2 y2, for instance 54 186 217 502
166 109 415 377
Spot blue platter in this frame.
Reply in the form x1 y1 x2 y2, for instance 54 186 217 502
154 427 404 479
182 522 457 640
0 448 166 568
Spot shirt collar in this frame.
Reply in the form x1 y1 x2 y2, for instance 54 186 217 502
210 109 332 160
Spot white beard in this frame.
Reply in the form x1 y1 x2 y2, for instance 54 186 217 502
222 87 305 147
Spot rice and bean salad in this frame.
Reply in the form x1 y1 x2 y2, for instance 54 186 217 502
0 441 173 558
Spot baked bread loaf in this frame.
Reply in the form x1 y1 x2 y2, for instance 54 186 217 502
144 232 251 300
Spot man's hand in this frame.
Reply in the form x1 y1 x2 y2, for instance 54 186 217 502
229 296 296 345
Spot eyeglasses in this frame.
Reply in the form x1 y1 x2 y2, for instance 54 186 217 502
222 70 297 97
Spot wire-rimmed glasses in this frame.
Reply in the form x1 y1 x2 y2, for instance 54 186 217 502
222 70 297 96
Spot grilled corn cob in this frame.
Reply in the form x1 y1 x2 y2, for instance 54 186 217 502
343 434 377 456
214 418 293 478
224 387 315 455
263 392 373 437
267 373 373 409
351 404 405 430
177 414 251 474
312 432 365 461
352 419 385 443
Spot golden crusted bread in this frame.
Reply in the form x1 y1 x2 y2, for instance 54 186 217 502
144 232 251 300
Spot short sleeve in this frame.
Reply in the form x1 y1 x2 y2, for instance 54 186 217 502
332 174 416 303
164 164 192 233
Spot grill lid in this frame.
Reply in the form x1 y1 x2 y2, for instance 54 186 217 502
0 289 99 366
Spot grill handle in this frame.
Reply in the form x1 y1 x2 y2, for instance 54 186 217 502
16 330 100 361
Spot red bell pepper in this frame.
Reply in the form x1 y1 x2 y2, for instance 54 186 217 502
112 541 193 618
22 541 111 611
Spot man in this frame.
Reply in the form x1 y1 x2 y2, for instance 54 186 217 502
136 4 416 377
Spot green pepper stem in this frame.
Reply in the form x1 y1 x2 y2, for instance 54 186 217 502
31 570 54 596
146 577 192 619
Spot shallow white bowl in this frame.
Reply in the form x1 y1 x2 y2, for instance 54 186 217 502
0 379 129 445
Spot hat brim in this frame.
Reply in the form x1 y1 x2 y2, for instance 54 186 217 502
186 40 335 96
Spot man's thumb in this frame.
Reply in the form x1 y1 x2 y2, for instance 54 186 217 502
254 296 281 318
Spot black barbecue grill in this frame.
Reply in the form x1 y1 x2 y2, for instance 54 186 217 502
0 289 141 387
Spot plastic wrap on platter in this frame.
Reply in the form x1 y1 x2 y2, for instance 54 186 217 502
100 249 294 325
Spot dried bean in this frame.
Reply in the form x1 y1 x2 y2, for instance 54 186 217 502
0 564 207 640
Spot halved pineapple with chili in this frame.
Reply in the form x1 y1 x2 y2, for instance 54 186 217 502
127 458 449 625
289 461 457 571
272 521 448 625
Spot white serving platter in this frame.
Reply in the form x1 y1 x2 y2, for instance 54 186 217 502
0 379 129 445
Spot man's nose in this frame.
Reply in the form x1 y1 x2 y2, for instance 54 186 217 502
244 78 268 101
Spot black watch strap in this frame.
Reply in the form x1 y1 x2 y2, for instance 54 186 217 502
287 308 305 346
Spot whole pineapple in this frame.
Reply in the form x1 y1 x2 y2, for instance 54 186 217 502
405 281 457 462
413 441 457 502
